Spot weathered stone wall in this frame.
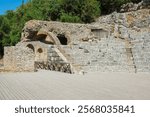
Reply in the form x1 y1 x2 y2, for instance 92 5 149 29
129 30 150 72
4 47 15 71
4 46 35 72
17 41 49 62
4 41 72 73
91 9 150 73
4 39 70 73
3 8 150 73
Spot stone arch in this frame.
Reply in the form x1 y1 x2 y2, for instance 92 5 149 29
35 33 54 45
26 44 35 52
53 30 71 45
22 28 72 45
34 29 62 45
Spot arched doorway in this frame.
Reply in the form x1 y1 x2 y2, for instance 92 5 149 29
57 34 68 45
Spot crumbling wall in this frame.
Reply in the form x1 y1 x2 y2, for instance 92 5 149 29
21 20 109 45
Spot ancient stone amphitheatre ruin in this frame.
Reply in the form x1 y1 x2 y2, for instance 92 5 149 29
1 4 150 74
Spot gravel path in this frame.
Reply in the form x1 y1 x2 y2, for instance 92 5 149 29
0 71 150 100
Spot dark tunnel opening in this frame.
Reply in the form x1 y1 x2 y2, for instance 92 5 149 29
57 34 68 45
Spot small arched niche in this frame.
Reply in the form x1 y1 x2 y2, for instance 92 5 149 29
57 34 68 45
26 44 35 52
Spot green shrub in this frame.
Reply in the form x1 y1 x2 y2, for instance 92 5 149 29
60 13 82 23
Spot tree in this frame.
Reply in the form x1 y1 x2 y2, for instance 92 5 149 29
98 0 132 14
60 13 81 23
58 0 100 23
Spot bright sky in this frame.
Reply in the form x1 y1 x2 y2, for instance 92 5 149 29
0 0 28 15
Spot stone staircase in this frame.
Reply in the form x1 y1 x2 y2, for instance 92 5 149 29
61 36 134 73
131 37 150 72
128 29 150 72
54 46 82 74
46 32 150 73
124 39 136 73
